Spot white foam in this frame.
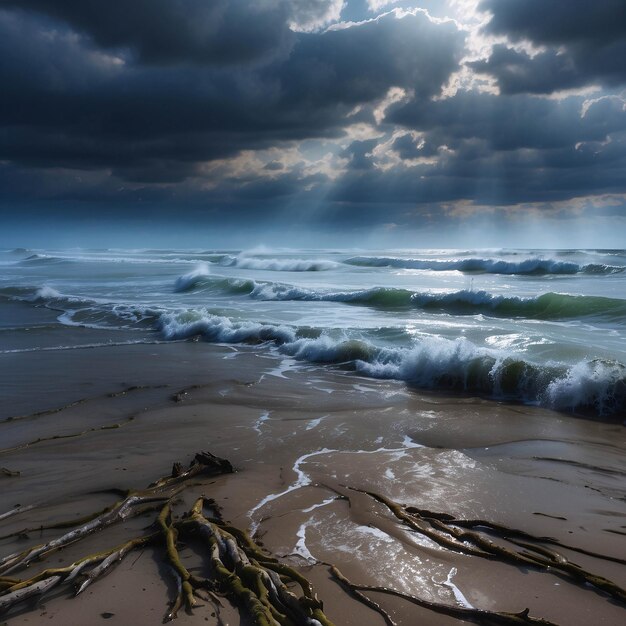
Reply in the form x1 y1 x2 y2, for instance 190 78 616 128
401 435 424 449
546 359 626 414
28 286 97 307
294 498 338 564
33 285 62 300
264 358 298 379
302 497 337 514
294 521 317 563
252 410 270 435
443 567 474 609
248 448 337 533
305 415 327 431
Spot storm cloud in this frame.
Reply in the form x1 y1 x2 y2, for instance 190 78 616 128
0 0 625 237
475 0 626 92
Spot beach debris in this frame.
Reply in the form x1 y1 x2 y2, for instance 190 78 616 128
330 565 558 626
0 468 19 478
0 417 136 456
532 512 567 521
2 454 623 625
346 487 626 605
0 451 335 625
0 504 37 524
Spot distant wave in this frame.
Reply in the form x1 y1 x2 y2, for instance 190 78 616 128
172 274 626 321
0 284 97 308
1 285 160 330
19 254 74 266
30 285 101 309
601 249 626 258
345 256 624 275
158 311 626 418
219 255 341 272
57 306 162 330
18 252 230 266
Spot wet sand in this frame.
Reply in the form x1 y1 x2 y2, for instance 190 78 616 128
0 339 625 625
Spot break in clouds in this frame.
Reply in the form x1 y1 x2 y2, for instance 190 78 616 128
0 0 625 237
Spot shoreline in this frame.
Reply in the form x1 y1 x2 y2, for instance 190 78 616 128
0 340 625 624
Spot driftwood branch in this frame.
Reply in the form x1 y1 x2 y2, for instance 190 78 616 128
0 452 335 626
2 453 620 625
330 565 559 626
349 487 626 605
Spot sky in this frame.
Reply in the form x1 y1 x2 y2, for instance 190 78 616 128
1 0 625 248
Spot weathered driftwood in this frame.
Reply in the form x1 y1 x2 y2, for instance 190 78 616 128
330 565 559 626
0 452 335 625
349 487 626 605
2 452 621 625
0 418 135 456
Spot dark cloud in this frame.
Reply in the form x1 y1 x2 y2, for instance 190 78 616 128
0 0 625 229
0 1 352 67
329 91 626 209
0 0 296 66
389 90 626 152
280 14 464 106
330 133 626 210
0 7 464 183
480 0 626 47
471 43 626 95
477 0 626 93
469 46 583 95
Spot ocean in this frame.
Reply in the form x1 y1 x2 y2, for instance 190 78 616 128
1 246 625 419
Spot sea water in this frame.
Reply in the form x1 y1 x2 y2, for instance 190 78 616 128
1 247 624 418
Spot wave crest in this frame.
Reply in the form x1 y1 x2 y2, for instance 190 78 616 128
174 263 211 292
411 290 626 321
158 311 625 417
171 274 626 321
345 256 624 275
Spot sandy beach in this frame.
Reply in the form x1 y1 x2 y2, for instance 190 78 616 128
1 337 624 625
3 0 626 622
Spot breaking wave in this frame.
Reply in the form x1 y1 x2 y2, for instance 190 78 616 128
158 310 626 417
345 256 624 275
175 263 212 292
173 274 626 322
0 284 98 308
410 290 626 321
1 285 160 330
